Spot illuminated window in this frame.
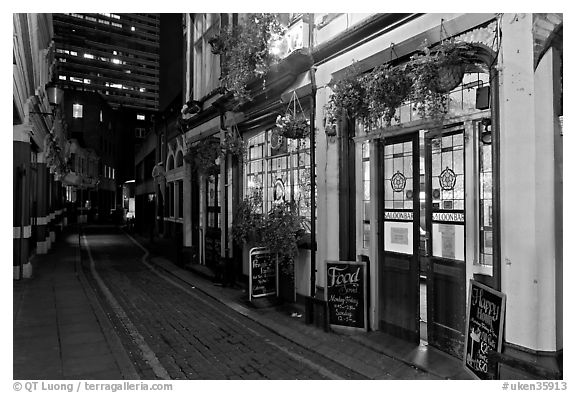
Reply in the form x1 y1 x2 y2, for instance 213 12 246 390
59 75 67 80
72 104 83 118
70 77 83 83
100 110 103 122
85 16 97 22
245 127 311 223
112 58 122 65
361 141 370 249
70 51 78 56
112 22 122 28
131 26 136 31
83 53 94 59
137 114 145 121
83 79 91 84
478 120 493 267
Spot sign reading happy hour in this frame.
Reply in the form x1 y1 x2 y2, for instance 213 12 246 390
464 280 506 379
326 261 367 331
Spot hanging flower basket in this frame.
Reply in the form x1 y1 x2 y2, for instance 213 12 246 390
434 64 465 93
276 91 310 139
221 125 246 161
365 64 412 126
184 138 220 175
276 113 310 139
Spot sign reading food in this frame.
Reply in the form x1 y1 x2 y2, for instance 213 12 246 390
326 260 367 331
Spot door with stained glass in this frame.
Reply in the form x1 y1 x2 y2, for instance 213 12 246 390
425 129 467 358
380 134 420 342
205 174 221 269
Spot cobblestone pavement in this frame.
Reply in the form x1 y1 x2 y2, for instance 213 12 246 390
80 226 366 380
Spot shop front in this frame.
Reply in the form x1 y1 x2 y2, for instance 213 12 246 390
318 15 501 360
372 116 492 358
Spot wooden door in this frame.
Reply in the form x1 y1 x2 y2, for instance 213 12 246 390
205 174 221 269
379 134 420 342
425 129 467 358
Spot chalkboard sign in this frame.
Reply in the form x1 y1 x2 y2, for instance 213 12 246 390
326 261 367 331
464 280 506 379
249 248 278 301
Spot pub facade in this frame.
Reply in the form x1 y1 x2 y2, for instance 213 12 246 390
177 13 562 379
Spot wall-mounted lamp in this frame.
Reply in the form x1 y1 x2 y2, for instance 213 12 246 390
480 118 492 145
30 84 64 117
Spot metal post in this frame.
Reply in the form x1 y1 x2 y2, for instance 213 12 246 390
308 14 317 299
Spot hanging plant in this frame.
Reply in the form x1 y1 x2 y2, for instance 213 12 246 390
220 126 246 161
276 114 310 139
364 64 412 127
217 14 286 106
408 40 479 119
325 63 370 125
324 40 481 127
184 138 220 175
276 91 310 139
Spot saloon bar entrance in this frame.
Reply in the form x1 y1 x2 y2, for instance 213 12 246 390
378 125 470 358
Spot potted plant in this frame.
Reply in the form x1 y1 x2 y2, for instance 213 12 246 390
232 193 305 261
232 192 265 245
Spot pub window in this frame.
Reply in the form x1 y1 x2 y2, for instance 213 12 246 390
169 182 175 217
361 141 370 249
477 120 493 269
178 180 183 218
245 127 311 225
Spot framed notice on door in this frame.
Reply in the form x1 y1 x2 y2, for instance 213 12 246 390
325 260 368 332
464 280 506 379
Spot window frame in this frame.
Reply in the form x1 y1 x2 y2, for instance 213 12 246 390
243 127 312 227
